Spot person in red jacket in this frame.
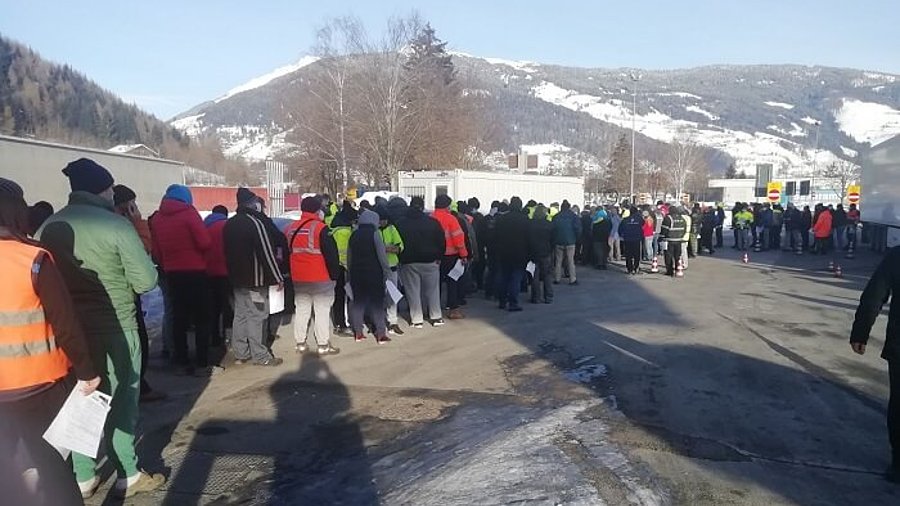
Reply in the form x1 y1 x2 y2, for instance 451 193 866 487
150 184 213 376
204 205 231 348
432 194 468 319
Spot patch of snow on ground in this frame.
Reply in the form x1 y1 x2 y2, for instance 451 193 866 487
481 56 538 73
657 91 702 100
801 116 820 125
764 101 795 110
519 143 571 155
841 145 858 158
685 105 719 121
218 125 292 162
215 56 319 103
564 364 608 384
169 113 206 137
835 99 900 145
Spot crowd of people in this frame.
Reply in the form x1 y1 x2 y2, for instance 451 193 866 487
0 154 877 504
730 200 860 255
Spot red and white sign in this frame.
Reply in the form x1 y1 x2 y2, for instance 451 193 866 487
848 192 860 204
767 188 780 202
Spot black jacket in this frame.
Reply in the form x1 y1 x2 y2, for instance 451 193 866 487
495 210 531 265
224 208 285 288
395 207 445 264
527 218 554 260
661 214 687 242
700 212 717 233
592 218 612 242
851 247 900 361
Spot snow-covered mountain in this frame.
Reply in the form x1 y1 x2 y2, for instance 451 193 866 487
170 53 900 177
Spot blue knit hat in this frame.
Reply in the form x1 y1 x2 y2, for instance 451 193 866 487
62 158 114 194
164 184 193 205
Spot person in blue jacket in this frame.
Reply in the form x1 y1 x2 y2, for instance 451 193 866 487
618 205 645 275
551 200 582 285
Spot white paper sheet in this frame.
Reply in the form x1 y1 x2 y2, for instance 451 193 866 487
525 261 536 276
385 279 404 304
43 388 112 459
448 259 465 281
345 282 354 301
268 285 284 314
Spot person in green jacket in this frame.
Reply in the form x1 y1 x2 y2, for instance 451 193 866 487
377 206 405 335
329 202 356 334
37 158 163 500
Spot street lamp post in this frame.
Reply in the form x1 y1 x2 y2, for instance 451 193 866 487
629 72 642 203
811 120 821 203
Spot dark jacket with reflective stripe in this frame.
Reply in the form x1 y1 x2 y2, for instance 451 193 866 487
223 208 284 288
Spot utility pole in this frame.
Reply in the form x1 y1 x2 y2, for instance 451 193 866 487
629 72 642 203
811 120 821 203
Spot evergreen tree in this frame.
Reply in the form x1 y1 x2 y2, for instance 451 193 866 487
724 162 737 179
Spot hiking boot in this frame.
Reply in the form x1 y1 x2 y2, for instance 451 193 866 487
317 344 341 356
354 334 367 342
431 318 445 327
116 471 166 498
254 357 283 367
448 309 465 320
376 335 392 345
388 324 405 335
295 343 308 354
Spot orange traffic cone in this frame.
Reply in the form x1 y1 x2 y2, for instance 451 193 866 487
846 245 855 259
675 258 685 278
742 252 749 264
834 264 843 278
650 256 659 273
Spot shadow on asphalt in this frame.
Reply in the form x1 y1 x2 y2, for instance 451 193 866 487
162 355 377 506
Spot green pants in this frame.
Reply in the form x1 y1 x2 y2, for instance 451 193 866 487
73 328 141 481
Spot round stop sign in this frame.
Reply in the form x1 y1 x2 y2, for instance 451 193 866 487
848 192 860 204
767 188 780 202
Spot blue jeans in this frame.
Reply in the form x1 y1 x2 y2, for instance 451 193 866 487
498 263 525 308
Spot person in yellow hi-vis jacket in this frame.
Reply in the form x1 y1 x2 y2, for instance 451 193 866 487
376 206 405 335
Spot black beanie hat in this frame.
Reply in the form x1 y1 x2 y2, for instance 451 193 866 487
113 184 137 206
62 158 114 194
410 196 425 209
300 196 322 213
435 194 452 209
236 187 258 206
212 205 229 215
0 177 24 198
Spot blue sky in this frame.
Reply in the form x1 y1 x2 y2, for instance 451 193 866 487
2 1 897 119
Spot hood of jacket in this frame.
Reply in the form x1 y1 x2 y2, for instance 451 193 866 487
358 208 380 227
159 197 195 217
204 212 228 227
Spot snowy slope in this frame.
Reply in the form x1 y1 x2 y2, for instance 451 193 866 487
215 56 319 103
834 99 900 146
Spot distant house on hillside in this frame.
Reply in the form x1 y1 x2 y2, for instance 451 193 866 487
107 143 160 158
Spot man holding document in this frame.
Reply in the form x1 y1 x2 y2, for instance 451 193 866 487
37 160 164 499
0 177 99 505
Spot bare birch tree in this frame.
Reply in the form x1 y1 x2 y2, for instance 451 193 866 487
666 133 704 199
821 159 861 202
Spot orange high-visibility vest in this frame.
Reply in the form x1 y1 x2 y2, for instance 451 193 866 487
0 241 71 390
286 215 331 283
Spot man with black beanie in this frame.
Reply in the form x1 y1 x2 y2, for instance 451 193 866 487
432 194 468 319
38 158 164 498
395 196 446 327
223 188 284 367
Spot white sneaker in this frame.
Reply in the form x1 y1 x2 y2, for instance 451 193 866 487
295 343 308 354
78 476 100 499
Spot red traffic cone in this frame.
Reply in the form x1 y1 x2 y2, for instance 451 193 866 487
650 256 659 273
742 252 749 264
834 264 843 278
846 245 855 259
675 258 685 278
828 260 835 271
